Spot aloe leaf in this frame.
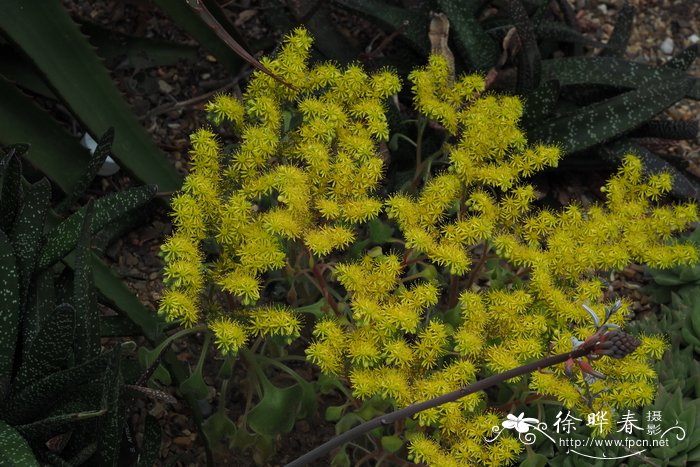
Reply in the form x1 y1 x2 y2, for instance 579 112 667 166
599 3 635 58
23 267 56 348
0 148 24 231
56 129 112 214
0 420 39 467
88 254 167 341
153 0 245 75
542 56 698 100
10 178 50 304
0 0 181 192
37 184 157 270
521 79 560 129
2 350 113 425
13 303 75 393
332 0 430 56
73 201 100 363
78 21 198 69
0 230 20 393
665 43 699 71
99 315 143 337
0 45 56 98
95 348 124 467
528 78 694 155
535 21 608 49
0 78 92 196
16 407 107 441
629 120 699 140
137 415 161 467
438 0 499 71
294 1 360 64
504 0 541 92
600 140 700 201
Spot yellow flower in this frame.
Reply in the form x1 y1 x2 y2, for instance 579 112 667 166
210 318 248 355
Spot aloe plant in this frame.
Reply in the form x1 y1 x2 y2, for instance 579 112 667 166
0 148 162 465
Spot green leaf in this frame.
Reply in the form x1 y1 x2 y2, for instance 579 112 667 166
73 201 100 362
368 218 395 244
520 452 549 467
10 177 50 304
0 230 20 393
247 374 304 436
137 415 162 467
38 184 157 270
0 148 23 231
331 448 351 467
541 56 698 99
202 411 236 445
381 435 403 453
180 368 209 400
23 265 56 348
0 79 92 196
2 349 113 425
56 129 113 214
438 0 500 71
325 405 346 422
521 80 560 130
0 420 39 467
332 0 430 56
78 21 198 70
13 303 75 393
99 315 143 338
599 3 635 58
16 407 107 441
95 348 125 467
528 78 694 155
153 0 245 75
0 0 182 192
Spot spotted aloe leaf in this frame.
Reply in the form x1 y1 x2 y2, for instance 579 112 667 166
12 303 75 394
0 230 19 395
73 201 100 363
37 184 157 270
437 0 500 71
599 3 635 58
10 178 50 306
527 77 694 155
0 420 39 467
0 148 23 232
541 56 699 99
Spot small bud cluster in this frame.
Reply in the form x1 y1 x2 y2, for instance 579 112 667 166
596 330 641 359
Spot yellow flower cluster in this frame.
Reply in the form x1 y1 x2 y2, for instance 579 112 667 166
306 54 697 465
159 28 400 346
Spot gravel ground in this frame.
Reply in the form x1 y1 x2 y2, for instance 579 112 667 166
60 1 700 465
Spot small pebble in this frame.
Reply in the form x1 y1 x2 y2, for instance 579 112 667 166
690 34 700 44
597 4 607 14
660 37 674 54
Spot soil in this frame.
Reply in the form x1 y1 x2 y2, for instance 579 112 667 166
54 1 700 466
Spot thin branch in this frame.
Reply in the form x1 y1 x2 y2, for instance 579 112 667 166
285 344 596 467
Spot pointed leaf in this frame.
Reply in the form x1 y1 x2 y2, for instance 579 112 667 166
0 420 39 467
73 201 99 362
13 303 75 392
0 148 23 231
599 3 635 57
0 0 182 192
95 348 125 467
2 349 115 425
528 78 694 155
0 78 92 196
11 178 50 305
56 129 113 214
137 415 161 467
247 381 304 436
0 230 20 393
38 184 157 270
438 0 499 71
23 264 56 348
332 0 430 56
